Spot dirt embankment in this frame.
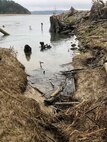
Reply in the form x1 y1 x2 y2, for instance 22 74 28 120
0 48 58 142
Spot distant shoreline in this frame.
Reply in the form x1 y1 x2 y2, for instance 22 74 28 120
0 14 31 16
0 14 53 16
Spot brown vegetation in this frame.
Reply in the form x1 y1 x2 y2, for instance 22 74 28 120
0 48 53 142
1 1 107 141
51 99 107 142
49 1 107 141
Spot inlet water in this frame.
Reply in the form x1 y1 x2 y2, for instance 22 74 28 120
0 15 78 95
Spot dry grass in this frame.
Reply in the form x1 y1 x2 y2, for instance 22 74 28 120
75 66 107 100
0 91 51 142
0 48 54 142
0 48 27 94
48 8 107 142
51 99 107 142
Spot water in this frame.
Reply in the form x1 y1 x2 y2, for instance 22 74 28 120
0 15 78 95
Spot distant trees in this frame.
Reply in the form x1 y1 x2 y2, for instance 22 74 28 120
0 0 31 14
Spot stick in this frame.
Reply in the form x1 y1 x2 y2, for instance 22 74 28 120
50 87 62 97
85 114 100 127
0 88 21 102
85 102 102 114
50 82 55 89
55 102 80 105
0 28 10 36
61 68 84 73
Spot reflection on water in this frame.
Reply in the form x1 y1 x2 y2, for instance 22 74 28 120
0 35 8 41
24 52 32 61
50 33 70 42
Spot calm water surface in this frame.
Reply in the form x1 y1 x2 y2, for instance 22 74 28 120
0 15 78 94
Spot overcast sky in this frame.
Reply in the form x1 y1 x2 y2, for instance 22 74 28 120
14 0 92 11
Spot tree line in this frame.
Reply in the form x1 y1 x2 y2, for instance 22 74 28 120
0 0 31 14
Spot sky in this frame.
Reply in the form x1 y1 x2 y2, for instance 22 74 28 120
14 0 93 11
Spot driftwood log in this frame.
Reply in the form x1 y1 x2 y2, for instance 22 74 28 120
0 28 10 36
44 87 62 106
50 87 62 97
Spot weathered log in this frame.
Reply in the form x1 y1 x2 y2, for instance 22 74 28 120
61 68 84 75
0 28 10 36
50 87 62 97
55 102 79 105
44 97 55 106
44 87 62 106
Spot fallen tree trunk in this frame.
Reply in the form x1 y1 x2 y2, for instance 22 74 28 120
0 28 10 36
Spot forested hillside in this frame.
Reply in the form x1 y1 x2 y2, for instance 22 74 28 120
0 0 31 14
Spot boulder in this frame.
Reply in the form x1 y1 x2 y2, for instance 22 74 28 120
24 44 32 53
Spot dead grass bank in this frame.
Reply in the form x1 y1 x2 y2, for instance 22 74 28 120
0 48 54 142
0 48 27 94
49 11 107 141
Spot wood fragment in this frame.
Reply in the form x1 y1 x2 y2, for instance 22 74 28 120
60 62 72 67
55 102 80 105
0 28 10 36
61 68 84 74
50 82 55 89
50 87 62 97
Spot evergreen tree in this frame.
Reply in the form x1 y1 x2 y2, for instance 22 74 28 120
0 0 31 14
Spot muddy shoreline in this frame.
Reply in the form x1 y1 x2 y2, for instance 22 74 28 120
0 2 107 141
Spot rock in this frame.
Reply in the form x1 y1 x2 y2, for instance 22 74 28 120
40 42 52 51
71 44 76 47
70 47 77 50
24 45 32 53
40 42 44 47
